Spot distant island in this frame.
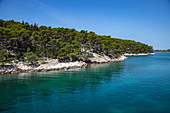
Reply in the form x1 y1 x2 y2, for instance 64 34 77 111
154 49 170 52
0 19 154 74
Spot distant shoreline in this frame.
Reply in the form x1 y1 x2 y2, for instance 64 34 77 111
0 53 154 75
154 51 170 53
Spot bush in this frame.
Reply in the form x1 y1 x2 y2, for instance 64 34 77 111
0 50 14 65
86 53 94 58
24 52 39 64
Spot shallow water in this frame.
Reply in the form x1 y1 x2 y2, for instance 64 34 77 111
0 53 170 113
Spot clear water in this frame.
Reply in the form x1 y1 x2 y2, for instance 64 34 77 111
0 53 170 113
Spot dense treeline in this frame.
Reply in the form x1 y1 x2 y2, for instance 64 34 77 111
154 49 170 52
0 19 153 64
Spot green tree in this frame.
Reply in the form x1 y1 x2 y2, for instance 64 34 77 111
24 52 39 64
0 50 13 65
0 19 154 63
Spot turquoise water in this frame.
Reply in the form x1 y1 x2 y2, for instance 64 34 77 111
0 53 170 113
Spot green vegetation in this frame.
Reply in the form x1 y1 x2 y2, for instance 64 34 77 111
154 49 170 52
24 52 39 64
0 19 153 63
0 50 14 65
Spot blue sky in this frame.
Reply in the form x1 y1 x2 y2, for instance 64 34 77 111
0 0 170 49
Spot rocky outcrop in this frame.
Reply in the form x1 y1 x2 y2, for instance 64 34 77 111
88 56 127 63
0 65 18 74
87 53 127 63
0 61 87 75
0 53 154 75
124 53 155 56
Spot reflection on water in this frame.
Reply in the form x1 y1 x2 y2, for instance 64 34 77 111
0 53 170 113
0 61 125 112
0 61 125 84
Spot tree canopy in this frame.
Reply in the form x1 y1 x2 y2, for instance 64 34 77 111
0 19 153 63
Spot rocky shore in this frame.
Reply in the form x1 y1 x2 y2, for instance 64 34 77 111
0 53 154 75
88 55 127 63
124 53 155 56
0 56 127 75
0 61 87 75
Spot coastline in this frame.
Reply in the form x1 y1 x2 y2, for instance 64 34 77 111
0 53 154 75
0 61 87 75
154 49 170 53
88 55 127 63
124 53 155 56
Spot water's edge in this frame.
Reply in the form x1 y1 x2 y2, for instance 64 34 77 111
0 53 155 75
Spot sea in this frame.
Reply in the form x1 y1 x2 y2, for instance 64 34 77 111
0 52 170 113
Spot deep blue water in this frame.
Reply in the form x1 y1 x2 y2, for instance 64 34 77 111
0 53 170 113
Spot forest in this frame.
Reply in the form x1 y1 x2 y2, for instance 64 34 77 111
0 19 153 64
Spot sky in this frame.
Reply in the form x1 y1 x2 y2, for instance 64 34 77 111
0 0 170 50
